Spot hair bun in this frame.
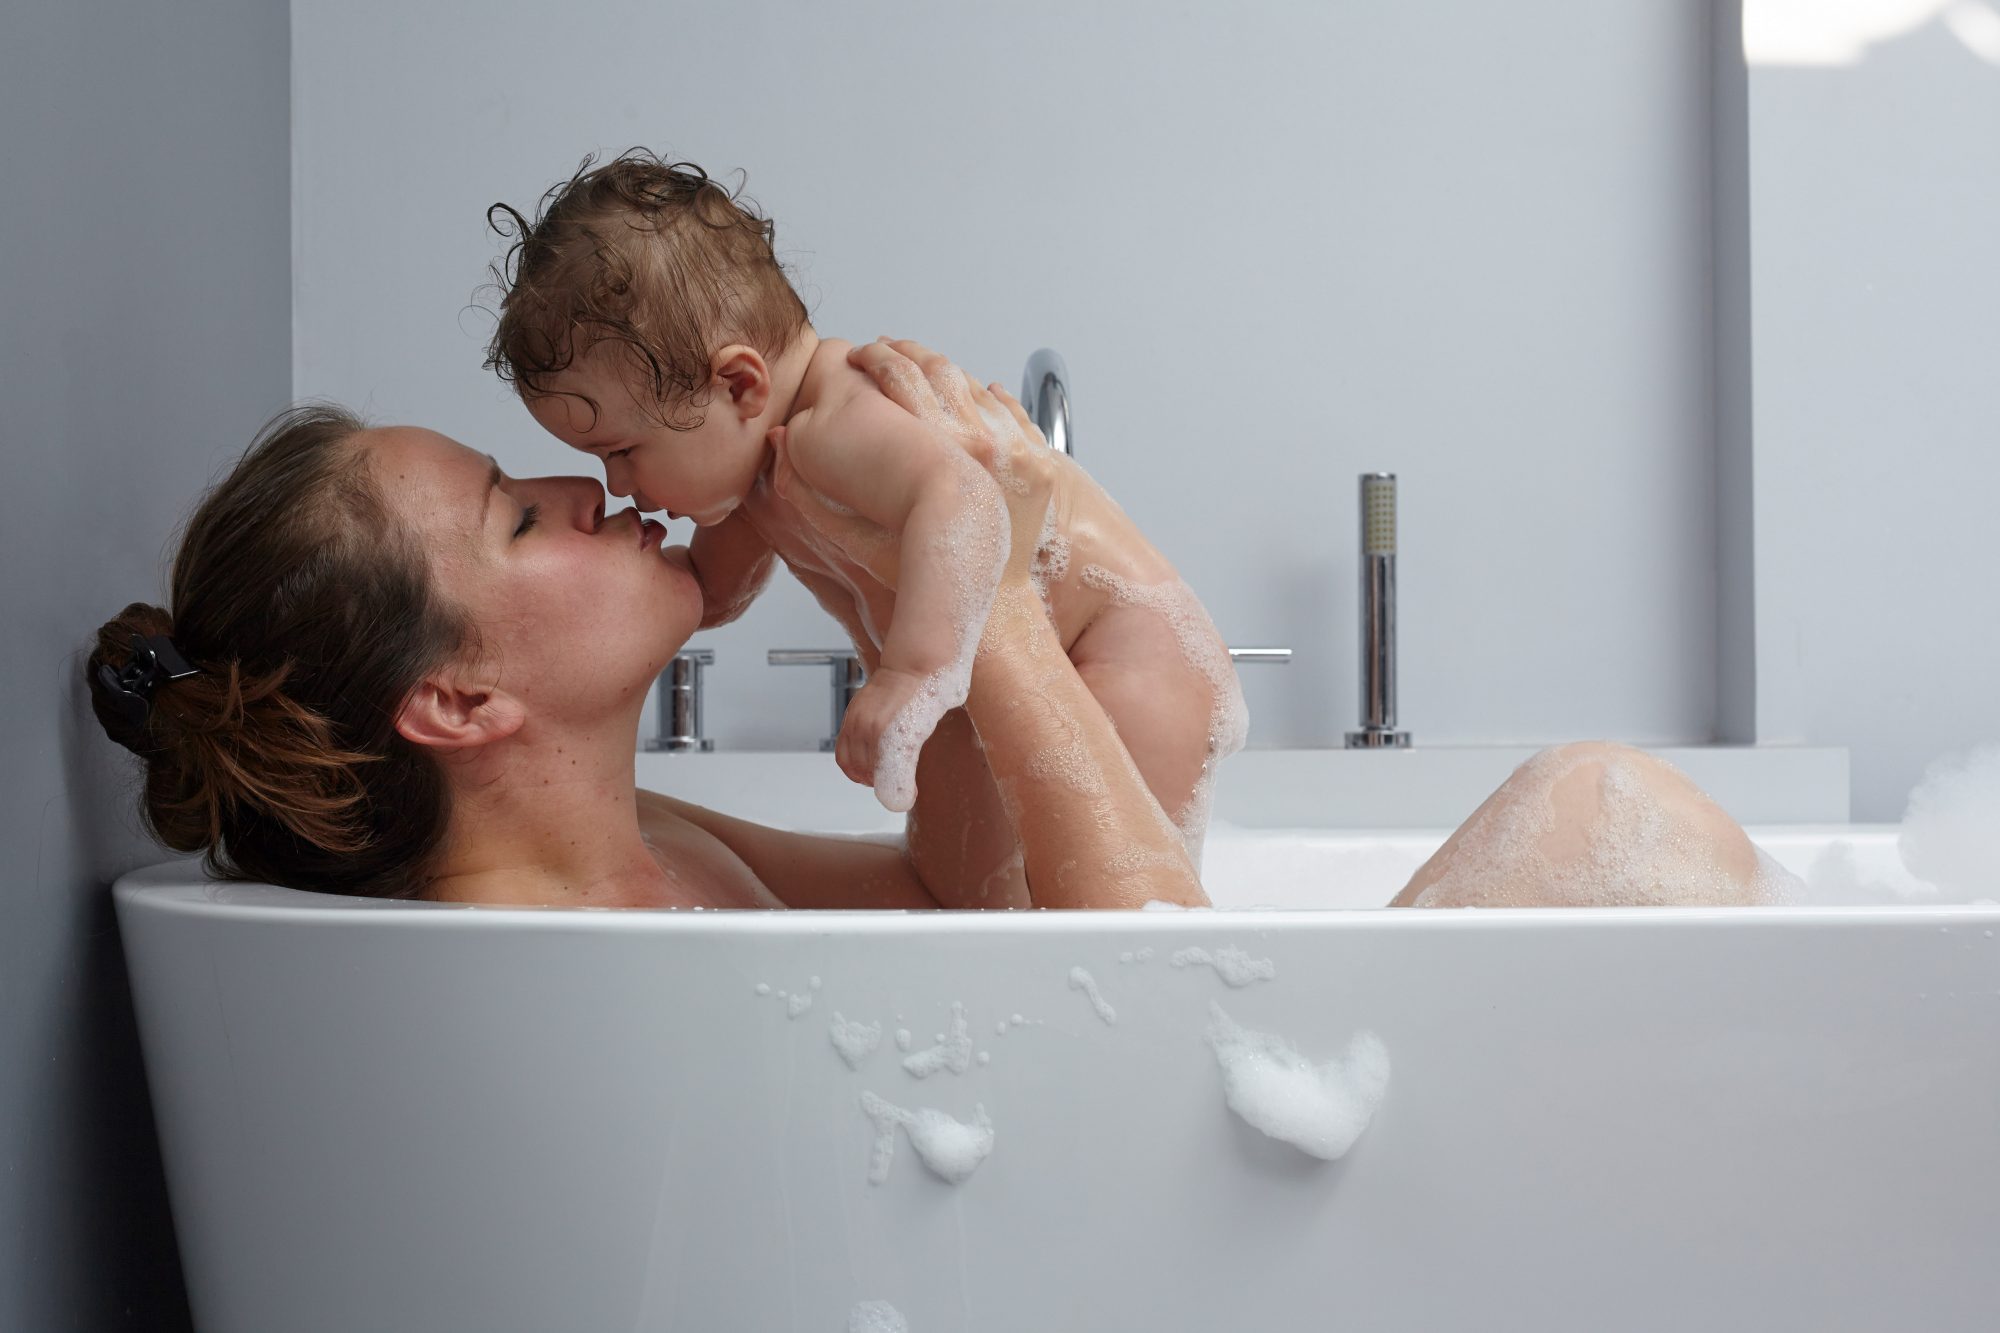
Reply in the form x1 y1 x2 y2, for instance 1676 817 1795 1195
87 603 177 756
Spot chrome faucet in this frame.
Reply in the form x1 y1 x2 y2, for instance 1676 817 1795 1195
768 649 867 751
1346 473 1411 748
647 649 715 752
1021 348 1073 457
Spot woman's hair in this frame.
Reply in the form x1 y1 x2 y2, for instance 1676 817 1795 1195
85 404 471 898
482 148 810 429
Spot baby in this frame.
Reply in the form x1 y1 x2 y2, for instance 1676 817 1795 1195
484 152 1244 894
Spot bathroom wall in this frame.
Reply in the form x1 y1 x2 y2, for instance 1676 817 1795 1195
287 1 2000 816
291 0 1725 755
0 2 290 1328
1744 5 2000 817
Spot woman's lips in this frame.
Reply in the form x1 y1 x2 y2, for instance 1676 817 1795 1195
639 517 666 548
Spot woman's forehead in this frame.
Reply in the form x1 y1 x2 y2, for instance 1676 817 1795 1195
362 427 492 536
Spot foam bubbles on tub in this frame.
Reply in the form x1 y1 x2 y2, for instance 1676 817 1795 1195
830 1013 884 1070
1067 967 1117 1024
901 1002 972 1078
849 1300 908 1333
861 1091 995 1185
1171 945 1276 987
1899 745 2000 900
1205 1003 1389 1160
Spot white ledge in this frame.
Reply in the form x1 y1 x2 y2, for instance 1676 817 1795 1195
636 744 1850 834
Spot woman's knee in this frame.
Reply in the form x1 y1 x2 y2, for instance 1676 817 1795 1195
1399 740 1767 907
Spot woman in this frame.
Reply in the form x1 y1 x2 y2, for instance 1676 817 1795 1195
87 342 1781 910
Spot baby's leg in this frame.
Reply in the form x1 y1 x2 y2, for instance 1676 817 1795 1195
904 597 1242 906
904 709 1032 910
1069 584 1247 868
1390 742 1786 908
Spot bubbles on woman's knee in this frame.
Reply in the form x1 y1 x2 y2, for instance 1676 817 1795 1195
1411 747 1774 908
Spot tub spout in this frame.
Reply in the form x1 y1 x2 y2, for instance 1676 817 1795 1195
1021 348 1073 457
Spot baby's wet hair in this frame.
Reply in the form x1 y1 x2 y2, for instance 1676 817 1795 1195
482 148 810 430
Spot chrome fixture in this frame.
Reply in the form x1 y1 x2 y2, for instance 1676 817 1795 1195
1021 348 1073 457
769 649 867 752
647 649 715 752
1346 473 1411 748
1228 647 1292 665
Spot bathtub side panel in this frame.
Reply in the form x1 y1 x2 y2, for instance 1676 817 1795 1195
119 896 2000 1332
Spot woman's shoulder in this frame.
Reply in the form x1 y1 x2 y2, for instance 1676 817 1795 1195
636 791 790 909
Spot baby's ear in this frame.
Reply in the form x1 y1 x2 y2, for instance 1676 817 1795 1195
711 344 771 419
395 666 526 753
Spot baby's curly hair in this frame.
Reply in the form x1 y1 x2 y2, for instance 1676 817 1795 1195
483 149 810 429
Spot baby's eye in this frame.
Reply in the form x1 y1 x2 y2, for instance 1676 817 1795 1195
606 447 634 461
513 502 541 538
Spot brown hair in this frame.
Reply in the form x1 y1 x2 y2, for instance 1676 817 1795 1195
85 404 471 898
482 148 810 429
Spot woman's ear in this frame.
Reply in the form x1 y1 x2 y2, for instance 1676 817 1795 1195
394 665 527 753
711 344 771 419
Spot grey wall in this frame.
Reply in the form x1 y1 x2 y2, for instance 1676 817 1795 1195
1746 14 2000 817
0 3 291 1328
293 0 1726 756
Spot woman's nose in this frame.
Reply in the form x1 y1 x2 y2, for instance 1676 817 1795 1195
543 475 607 529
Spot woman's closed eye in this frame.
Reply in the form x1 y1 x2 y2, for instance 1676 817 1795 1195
513 503 541 538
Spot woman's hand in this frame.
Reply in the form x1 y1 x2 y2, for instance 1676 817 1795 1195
780 338 1057 591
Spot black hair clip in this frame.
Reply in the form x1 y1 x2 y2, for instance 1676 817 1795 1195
97 633 200 728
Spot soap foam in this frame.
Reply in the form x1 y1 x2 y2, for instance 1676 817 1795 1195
830 1013 884 1069
1898 745 2000 900
860 1091 995 1185
869 448 1009 813
1171 945 1277 987
901 1001 973 1078
1067 966 1117 1024
1206 1003 1389 1160
1800 840 1935 904
1409 746 1780 908
1076 565 1247 866
848 1300 908 1333
1029 501 1071 603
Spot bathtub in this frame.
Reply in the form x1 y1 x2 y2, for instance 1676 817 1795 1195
116 778 2000 1331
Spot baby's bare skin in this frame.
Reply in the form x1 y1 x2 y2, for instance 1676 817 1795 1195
529 330 1240 904
791 341 1244 909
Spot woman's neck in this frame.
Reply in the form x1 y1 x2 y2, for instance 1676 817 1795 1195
419 722 676 907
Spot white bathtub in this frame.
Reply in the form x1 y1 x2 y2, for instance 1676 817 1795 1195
115 794 2000 1333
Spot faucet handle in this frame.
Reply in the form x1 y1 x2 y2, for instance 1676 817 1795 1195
1227 647 1292 664
646 648 715 753
768 649 867 753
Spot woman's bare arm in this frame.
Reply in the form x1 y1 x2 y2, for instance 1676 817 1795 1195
638 790 941 910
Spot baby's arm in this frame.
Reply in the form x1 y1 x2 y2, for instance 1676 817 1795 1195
785 391 1010 810
687 509 777 630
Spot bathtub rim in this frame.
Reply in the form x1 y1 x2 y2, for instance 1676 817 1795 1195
112 855 2000 932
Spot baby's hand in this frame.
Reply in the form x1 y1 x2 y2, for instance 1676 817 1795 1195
835 666 956 812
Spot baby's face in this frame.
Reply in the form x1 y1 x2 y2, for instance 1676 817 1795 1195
526 351 768 526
